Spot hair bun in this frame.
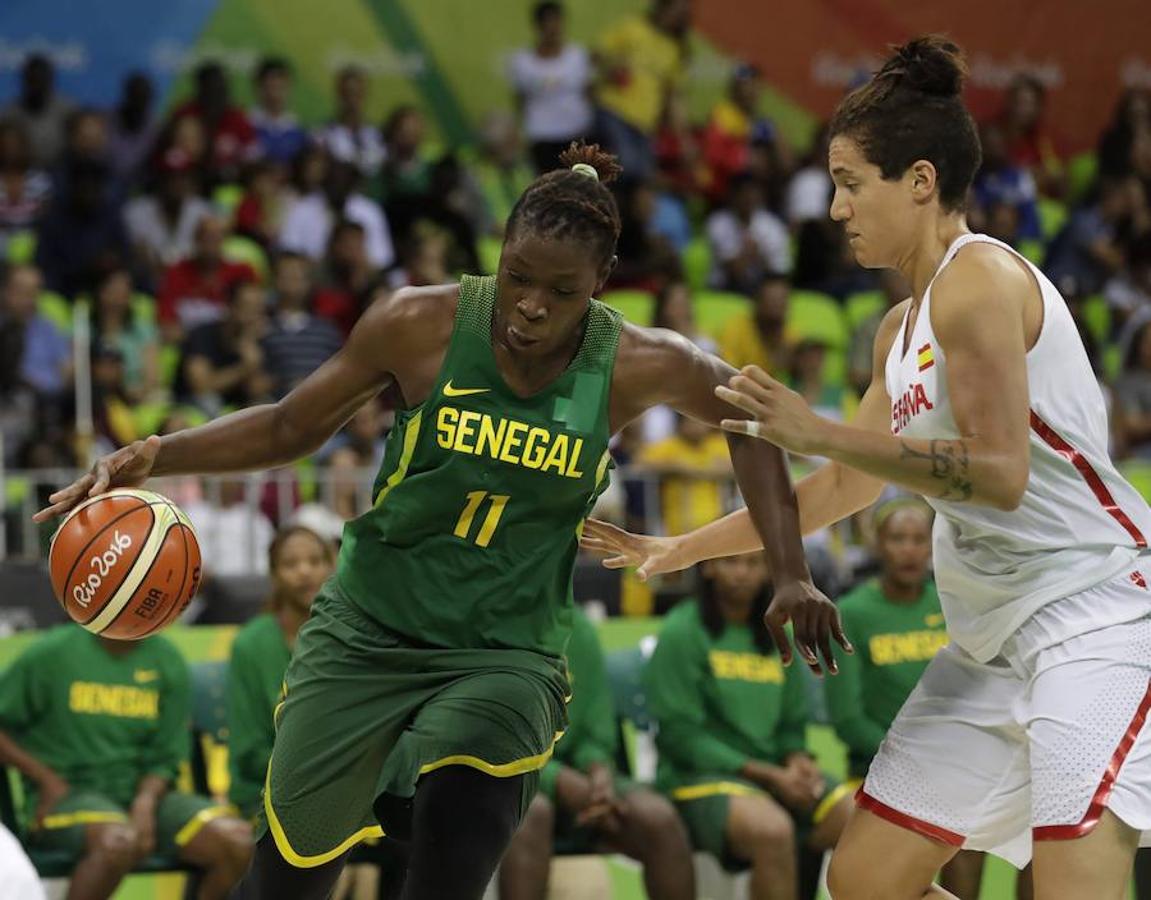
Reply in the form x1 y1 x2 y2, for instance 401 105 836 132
557 141 622 185
880 35 967 99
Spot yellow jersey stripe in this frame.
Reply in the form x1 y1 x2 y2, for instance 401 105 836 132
419 731 564 779
41 811 129 829
670 781 762 802
813 781 855 826
174 805 236 847
263 766 384 868
373 410 424 507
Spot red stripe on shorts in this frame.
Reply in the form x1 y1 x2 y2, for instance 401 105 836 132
1034 678 1151 840
1030 410 1148 548
855 788 966 847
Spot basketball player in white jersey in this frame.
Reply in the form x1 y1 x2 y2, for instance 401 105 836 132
582 36 1151 899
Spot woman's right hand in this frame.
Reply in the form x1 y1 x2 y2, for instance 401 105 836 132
32 435 162 523
580 519 690 581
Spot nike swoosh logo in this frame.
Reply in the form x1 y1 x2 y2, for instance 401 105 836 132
443 381 490 398
134 671 159 684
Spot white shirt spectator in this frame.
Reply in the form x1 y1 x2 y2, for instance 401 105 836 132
509 45 594 142
124 195 215 267
706 207 791 286
315 123 387 178
184 498 275 576
280 192 394 269
786 167 833 225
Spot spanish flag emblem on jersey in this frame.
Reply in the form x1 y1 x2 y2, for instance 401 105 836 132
917 343 935 372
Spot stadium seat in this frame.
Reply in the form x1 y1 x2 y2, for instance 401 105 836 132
788 290 849 351
599 289 654 326
212 183 244 219
36 291 72 334
844 291 886 330
1067 152 1098 203
222 235 269 281
1038 197 1068 241
694 290 750 342
189 661 230 800
1081 294 1112 345
1118 460 1151 504
5 229 36 264
1018 239 1044 266
682 237 712 292
478 235 502 275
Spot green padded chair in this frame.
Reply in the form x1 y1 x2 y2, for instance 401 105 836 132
478 235 503 275
1066 152 1098 203
1038 197 1068 242
5 229 36 264
599 289 654 326
682 237 712 292
788 290 849 352
1119 461 1151 505
694 290 750 343
222 235 269 282
1081 295 1112 345
844 291 886 330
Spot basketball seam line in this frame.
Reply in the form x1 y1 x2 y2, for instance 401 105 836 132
140 504 192 638
80 501 174 627
102 519 178 637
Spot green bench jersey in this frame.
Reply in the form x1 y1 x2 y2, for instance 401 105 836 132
337 274 621 659
0 626 191 812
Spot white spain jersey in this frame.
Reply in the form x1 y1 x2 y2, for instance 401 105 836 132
885 232 1151 662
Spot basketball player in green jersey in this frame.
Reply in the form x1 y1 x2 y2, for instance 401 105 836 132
37 145 849 900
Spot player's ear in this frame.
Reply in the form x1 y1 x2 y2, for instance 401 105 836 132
909 159 938 204
595 255 618 295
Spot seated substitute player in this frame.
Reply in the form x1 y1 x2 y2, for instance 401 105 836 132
227 525 335 819
644 551 853 900
0 626 253 900
36 143 843 900
500 604 694 900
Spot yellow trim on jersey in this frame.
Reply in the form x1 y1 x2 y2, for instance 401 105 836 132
812 781 855 826
262 767 384 868
670 781 762 802
41 810 129 829
419 730 565 779
373 410 424 507
174 805 235 847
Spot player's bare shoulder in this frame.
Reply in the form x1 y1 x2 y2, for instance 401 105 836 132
931 240 1040 346
356 283 459 355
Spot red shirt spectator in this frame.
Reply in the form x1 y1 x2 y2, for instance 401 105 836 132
169 62 257 182
158 215 256 338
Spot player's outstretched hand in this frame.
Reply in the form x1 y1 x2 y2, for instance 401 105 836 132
580 519 689 581
33 435 162 523
715 365 829 456
766 580 852 676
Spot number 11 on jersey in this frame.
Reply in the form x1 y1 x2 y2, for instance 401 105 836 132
454 491 510 547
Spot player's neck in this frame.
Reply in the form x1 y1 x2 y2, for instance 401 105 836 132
717 595 754 624
900 215 971 302
880 576 923 604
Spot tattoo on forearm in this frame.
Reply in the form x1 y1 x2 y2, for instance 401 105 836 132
900 439 973 501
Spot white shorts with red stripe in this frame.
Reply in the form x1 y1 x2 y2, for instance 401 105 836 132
859 570 1151 868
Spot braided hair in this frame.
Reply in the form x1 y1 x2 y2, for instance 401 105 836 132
505 142 623 268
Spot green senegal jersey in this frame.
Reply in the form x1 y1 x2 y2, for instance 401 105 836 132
337 275 622 658
226 613 291 816
0 626 191 812
645 601 808 792
824 579 946 777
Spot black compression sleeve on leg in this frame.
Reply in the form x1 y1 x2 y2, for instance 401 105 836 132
398 766 526 900
228 831 349 900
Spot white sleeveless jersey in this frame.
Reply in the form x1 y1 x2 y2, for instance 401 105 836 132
885 233 1151 662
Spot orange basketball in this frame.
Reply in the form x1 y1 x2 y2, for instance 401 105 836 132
48 488 203 640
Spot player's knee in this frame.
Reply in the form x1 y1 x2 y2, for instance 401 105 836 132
88 823 143 871
622 791 688 849
203 818 255 875
745 804 795 857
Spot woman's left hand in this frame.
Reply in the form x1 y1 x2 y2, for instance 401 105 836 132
715 366 831 456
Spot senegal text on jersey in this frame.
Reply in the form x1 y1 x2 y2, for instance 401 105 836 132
436 406 586 479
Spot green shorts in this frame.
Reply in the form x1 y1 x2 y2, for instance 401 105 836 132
31 790 230 858
259 581 570 868
670 774 853 871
